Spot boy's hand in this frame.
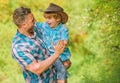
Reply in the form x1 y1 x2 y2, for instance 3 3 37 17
63 59 72 69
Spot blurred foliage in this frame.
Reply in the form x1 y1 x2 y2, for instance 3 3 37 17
88 0 120 82
0 0 120 83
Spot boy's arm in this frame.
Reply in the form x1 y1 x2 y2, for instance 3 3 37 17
34 22 42 28
61 25 70 47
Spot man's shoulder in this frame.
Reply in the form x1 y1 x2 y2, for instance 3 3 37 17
12 32 28 48
12 34 22 48
12 32 21 42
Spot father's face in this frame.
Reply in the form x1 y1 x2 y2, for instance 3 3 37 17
24 13 36 34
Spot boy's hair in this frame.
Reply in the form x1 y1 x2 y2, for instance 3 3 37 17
13 7 31 26
44 12 61 22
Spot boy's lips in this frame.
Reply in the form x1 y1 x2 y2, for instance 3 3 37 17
48 23 51 25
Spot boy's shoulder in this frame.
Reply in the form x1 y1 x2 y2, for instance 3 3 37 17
59 23 68 30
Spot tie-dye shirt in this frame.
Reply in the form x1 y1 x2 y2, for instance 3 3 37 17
35 22 71 61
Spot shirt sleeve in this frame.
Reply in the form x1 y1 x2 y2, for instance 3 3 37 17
35 22 42 29
12 45 35 69
60 25 69 40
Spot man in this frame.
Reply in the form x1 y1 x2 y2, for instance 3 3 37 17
11 7 65 83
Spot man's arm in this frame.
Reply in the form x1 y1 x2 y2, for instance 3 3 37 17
26 41 65 76
26 52 58 75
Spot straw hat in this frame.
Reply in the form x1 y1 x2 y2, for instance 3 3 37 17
43 3 68 24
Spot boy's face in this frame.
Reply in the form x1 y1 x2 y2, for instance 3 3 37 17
44 14 60 28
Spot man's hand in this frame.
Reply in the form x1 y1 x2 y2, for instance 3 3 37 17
53 40 65 55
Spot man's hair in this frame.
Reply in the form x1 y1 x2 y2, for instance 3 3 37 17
13 7 31 26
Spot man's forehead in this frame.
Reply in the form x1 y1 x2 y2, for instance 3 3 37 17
28 13 33 18
27 13 34 20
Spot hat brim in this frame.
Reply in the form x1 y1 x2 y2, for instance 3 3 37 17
41 10 68 24
56 11 68 24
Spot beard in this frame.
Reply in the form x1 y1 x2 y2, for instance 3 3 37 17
27 26 34 35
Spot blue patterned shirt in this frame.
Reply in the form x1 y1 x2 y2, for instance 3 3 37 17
11 27 57 83
35 22 71 61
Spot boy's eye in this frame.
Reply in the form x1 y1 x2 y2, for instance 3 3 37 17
46 16 51 19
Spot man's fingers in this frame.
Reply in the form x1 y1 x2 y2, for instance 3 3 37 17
58 40 64 46
53 40 65 55
52 42 55 48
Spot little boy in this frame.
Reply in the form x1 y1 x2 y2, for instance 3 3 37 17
35 3 71 83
